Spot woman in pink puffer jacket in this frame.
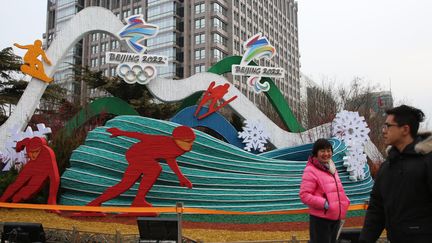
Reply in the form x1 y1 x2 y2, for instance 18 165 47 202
300 139 350 243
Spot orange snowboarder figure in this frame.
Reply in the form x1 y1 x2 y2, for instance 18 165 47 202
194 81 237 120
14 40 53 83
0 137 60 205
86 126 195 216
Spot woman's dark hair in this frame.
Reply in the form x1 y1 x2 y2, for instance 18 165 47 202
386 105 425 138
312 138 333 157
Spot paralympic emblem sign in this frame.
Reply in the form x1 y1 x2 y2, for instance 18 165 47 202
106 15 168 84
231 33 285 93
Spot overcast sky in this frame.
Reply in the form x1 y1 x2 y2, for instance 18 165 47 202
1 1 431 129
298 0 432 129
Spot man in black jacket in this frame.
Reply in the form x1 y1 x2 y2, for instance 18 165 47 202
359 105 432 243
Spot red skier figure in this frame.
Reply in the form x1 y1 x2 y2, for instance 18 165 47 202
86 126 195 215
194 81 237 120
0 137 60 205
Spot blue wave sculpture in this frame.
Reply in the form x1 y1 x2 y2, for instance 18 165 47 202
170 105 244 149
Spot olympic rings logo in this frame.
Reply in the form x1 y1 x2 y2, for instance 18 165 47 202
116 63 157 85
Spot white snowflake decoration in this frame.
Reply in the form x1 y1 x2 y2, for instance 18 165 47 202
343 142 367 181
1 124 52 171
332 110 370 147
238 120 270 152
332 110 370 181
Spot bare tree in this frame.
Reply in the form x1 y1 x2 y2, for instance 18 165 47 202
301 77 392 176
305 83 338 129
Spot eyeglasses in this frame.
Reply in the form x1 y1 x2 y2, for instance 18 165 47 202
382 123 400 130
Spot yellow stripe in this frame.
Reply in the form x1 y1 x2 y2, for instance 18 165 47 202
0 203 367 215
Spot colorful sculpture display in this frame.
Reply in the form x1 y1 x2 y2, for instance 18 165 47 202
0 137 59 205
0 8 380 219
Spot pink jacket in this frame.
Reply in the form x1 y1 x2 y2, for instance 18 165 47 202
299 157 350 220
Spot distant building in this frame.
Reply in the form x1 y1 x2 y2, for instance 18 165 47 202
300 73 317 127
44 0 302 124
346 91 393 118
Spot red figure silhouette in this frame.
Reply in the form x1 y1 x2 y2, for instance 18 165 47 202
194 81 237 120
86 126 195 215
0 137 60 205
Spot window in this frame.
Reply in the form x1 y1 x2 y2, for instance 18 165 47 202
213 49 225 60
241 30 246 41
195 64 205 73
110 67 116 76
100 56 106 65
91 45 98 54
111 40 119 49
234 40 240 51
213 33 226 45
148 2 174 19
91 58 98 67
195 18 205 29
123 9 131 18
213 3 224 14
247 22 252 32
195 3 205 14
195 49 205 60
91 33 98 42
149 18 175 31
101 42 107 52
112 0 120 8
133 7 142 15
213 18 225 29
195 34 205 45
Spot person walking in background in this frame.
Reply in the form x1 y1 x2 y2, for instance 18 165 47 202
300 138 350 243
359 105 432 243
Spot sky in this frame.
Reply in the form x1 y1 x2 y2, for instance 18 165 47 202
298 0 432 129
0 1 431 129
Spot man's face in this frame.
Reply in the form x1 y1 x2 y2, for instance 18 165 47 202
382 115 405 146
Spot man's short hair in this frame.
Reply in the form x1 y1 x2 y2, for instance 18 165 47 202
386 105 425 138
312 138 333 157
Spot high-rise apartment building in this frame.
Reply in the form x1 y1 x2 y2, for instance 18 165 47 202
45 0 301 122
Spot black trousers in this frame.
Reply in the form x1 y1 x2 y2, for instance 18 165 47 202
309 214 340 243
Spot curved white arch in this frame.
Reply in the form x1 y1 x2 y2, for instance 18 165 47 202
0 7 124 150
148 73 383 160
